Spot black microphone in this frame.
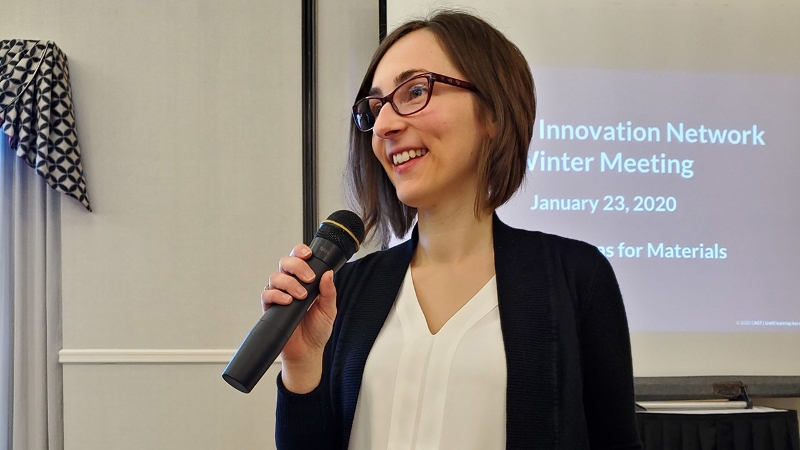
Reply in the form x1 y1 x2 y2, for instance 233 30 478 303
222 210 365 393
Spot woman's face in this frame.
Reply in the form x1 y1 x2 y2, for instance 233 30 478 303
369 30 488 213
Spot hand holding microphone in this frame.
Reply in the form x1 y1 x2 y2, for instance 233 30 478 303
262 244 336 394
264 244 335 363
222 210 365 393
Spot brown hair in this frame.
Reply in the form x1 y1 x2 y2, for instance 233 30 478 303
346 9 536 248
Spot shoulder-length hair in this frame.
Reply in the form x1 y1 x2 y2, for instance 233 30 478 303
346 10 536 248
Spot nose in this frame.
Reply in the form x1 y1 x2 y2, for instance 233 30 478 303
372 102 406 139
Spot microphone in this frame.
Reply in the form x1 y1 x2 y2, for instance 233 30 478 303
222 210 365 393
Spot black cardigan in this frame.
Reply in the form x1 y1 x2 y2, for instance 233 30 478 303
276 215 642 450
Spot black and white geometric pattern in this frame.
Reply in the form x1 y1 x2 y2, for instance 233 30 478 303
0 39 91 211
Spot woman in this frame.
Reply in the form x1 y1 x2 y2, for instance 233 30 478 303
263 10 642 450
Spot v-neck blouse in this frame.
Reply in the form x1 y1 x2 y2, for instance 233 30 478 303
349 268 507 450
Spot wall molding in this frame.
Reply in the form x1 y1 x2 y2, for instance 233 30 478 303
59 349 281 365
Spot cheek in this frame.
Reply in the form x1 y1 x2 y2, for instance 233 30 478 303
371 135 383 159
418 111 447 135
371 136 394 173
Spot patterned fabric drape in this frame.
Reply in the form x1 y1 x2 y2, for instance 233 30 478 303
0 40 91 211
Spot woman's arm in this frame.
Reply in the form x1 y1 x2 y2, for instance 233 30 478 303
578 253 643 450
275 362 338 449
269 245 347 450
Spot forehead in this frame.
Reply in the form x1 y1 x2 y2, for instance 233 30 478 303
371 29 462 92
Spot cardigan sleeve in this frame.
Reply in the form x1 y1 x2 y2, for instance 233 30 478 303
576 251 643 450
275 372 337 449
274 262 361 450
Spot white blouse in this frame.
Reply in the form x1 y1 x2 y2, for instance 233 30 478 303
349 268 507 450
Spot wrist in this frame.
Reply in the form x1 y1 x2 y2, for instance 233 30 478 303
280 353 323 394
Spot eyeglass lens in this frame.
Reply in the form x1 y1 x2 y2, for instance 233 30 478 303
353 75 431 131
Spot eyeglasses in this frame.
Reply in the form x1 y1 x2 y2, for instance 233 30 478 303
352 72 478 132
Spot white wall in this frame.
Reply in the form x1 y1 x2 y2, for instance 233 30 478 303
6 0 304 448
6 0 380 448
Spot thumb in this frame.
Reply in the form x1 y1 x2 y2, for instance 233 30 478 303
315 271 337 320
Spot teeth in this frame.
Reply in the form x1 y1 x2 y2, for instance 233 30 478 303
392 149 427 165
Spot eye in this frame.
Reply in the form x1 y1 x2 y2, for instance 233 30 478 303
401 81 429 103
371 103 383 116
368 99 383 117
409 84 427 98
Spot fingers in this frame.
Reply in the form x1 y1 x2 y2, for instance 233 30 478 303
261 269 310 310
289 244 312 260
261 270 336 317
261 283 293 312
278 252 316 285
261 244 316 312
276 269 313 296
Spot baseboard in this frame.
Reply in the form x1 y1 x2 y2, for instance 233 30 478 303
59 348 281 365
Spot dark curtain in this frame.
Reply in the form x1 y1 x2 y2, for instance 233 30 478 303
637 410 800 450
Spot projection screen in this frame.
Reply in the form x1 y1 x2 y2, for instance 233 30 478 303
385 0 800 378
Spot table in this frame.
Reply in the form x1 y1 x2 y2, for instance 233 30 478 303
636 407 800 450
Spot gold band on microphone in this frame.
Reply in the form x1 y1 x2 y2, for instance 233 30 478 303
322 219 361 251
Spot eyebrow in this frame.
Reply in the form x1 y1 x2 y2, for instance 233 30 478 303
367 68 427 96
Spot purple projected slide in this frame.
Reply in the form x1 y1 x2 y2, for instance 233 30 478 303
498 67 800 332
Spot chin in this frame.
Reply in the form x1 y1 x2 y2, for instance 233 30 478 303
394 190 426 210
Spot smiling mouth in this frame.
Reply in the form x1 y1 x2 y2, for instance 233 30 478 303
392 149 428 166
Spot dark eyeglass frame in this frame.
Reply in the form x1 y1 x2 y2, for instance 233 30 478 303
352 72 478 132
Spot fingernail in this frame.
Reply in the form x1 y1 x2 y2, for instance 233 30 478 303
300 247 311 257
283 294 293 303
305 271 316 283
295 286 307 298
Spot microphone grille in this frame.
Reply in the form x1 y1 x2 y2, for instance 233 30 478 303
315 210 365 257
